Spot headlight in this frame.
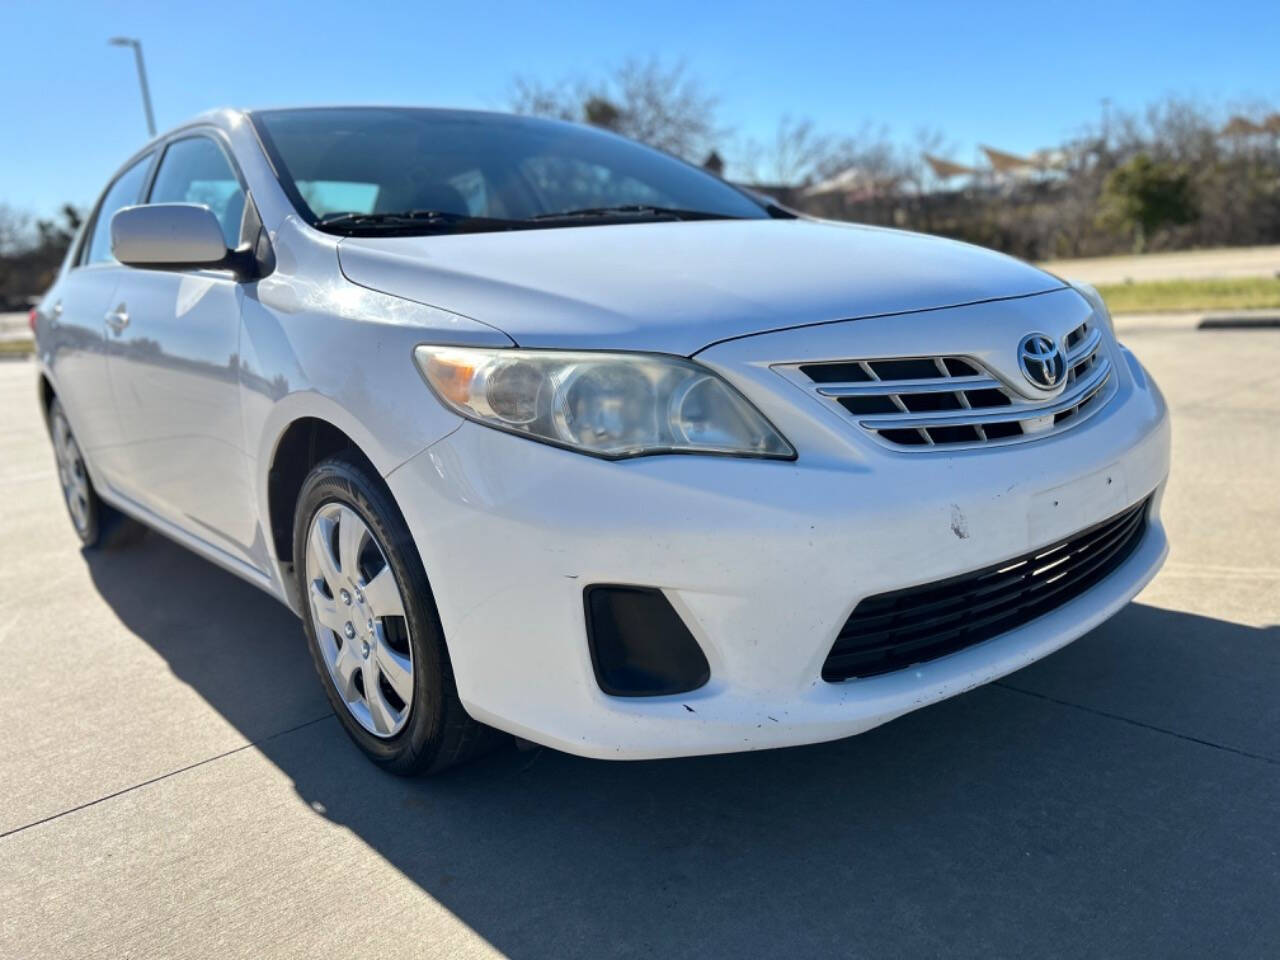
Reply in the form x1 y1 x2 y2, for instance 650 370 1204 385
1071 282 1115 336
414 346 795 460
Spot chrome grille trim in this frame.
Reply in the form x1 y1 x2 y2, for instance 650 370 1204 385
857 355 1112 430
817 373 1000 396
776 319 1117 450
1068 325 1103 364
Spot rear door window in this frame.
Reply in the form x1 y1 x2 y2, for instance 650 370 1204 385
84 154 154 265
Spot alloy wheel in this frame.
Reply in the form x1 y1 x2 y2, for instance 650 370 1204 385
52 411 91 536
304 502 415 738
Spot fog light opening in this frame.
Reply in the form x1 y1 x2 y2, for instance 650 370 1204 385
584 585 710 697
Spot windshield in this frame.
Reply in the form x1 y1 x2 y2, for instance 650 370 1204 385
250 107 769 235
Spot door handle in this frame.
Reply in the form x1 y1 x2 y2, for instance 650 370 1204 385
104 305 130 334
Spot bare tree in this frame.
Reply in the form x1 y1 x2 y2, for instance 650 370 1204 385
0 203 32 258
510 57 723 161
0 204 83 304
510 71 1279 256
509 75 580 123
610 58 722 158
740 115 839 186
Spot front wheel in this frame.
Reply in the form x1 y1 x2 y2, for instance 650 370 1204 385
293 453 504 775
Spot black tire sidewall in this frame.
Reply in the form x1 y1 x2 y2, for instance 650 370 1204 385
293 455 451 772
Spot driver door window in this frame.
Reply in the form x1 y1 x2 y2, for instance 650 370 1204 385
148 136 246 248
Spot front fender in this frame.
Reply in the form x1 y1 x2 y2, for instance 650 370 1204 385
239 218 513 589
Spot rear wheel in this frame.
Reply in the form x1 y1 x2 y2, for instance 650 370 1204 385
48 399 144 549
293 453 505 774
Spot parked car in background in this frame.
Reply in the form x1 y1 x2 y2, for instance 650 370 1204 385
32 107 1170 774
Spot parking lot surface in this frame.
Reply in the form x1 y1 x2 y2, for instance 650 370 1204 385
1 319 1277 959
0 311 31 344
1040 244 1280 285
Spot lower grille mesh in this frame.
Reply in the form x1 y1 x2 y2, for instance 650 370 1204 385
822 496 1151 682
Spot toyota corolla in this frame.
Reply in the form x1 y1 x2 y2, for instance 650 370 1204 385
32 107 1170 774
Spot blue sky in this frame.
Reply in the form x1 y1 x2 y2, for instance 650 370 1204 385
2 0 1277 218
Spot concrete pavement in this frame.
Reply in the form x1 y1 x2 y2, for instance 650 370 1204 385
1040 244 1280 286
0 311 31 344
1 323 1277 959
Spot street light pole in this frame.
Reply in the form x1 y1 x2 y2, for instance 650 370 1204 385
108 37 156 137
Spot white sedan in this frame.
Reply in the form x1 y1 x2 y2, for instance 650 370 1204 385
32 106 1169 773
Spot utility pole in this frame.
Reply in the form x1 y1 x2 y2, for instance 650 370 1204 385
108 37 156 137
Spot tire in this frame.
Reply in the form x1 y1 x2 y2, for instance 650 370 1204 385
293 453 506 775
48 398 146 550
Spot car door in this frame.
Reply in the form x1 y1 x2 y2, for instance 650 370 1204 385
46 152 154 469
104 133 259 567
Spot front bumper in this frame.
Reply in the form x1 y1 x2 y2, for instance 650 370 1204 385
386 337 1170 760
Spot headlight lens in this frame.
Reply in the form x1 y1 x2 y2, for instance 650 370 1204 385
415 346 794 460
1071 282 1115 335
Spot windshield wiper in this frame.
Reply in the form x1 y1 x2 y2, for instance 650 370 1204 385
316 205 744 236
315 210 522 234
529 204 742 222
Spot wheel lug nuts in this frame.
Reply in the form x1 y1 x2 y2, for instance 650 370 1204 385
355 589 365 604
367 619 374 631
361 640 370 659
340 589 352 606
343 622 355 639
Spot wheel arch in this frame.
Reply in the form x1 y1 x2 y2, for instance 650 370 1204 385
252 377 465 613
265 416 382 570
37 371 56 428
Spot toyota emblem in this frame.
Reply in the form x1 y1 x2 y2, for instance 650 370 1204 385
1017 333 1066 390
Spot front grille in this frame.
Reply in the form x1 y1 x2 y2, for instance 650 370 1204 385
783 320 1114 449
822 496 1151 682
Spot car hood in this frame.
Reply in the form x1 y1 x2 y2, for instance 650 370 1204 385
336 218 1066 356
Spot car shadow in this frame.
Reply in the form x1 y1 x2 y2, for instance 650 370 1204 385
84 533 1280 958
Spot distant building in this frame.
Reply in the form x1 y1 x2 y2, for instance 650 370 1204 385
802 166 902 202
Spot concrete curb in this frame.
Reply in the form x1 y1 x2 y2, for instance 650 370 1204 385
1112 308 1280 335
1198 316 1280 330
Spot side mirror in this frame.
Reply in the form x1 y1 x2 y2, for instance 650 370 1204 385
111 203 256 279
